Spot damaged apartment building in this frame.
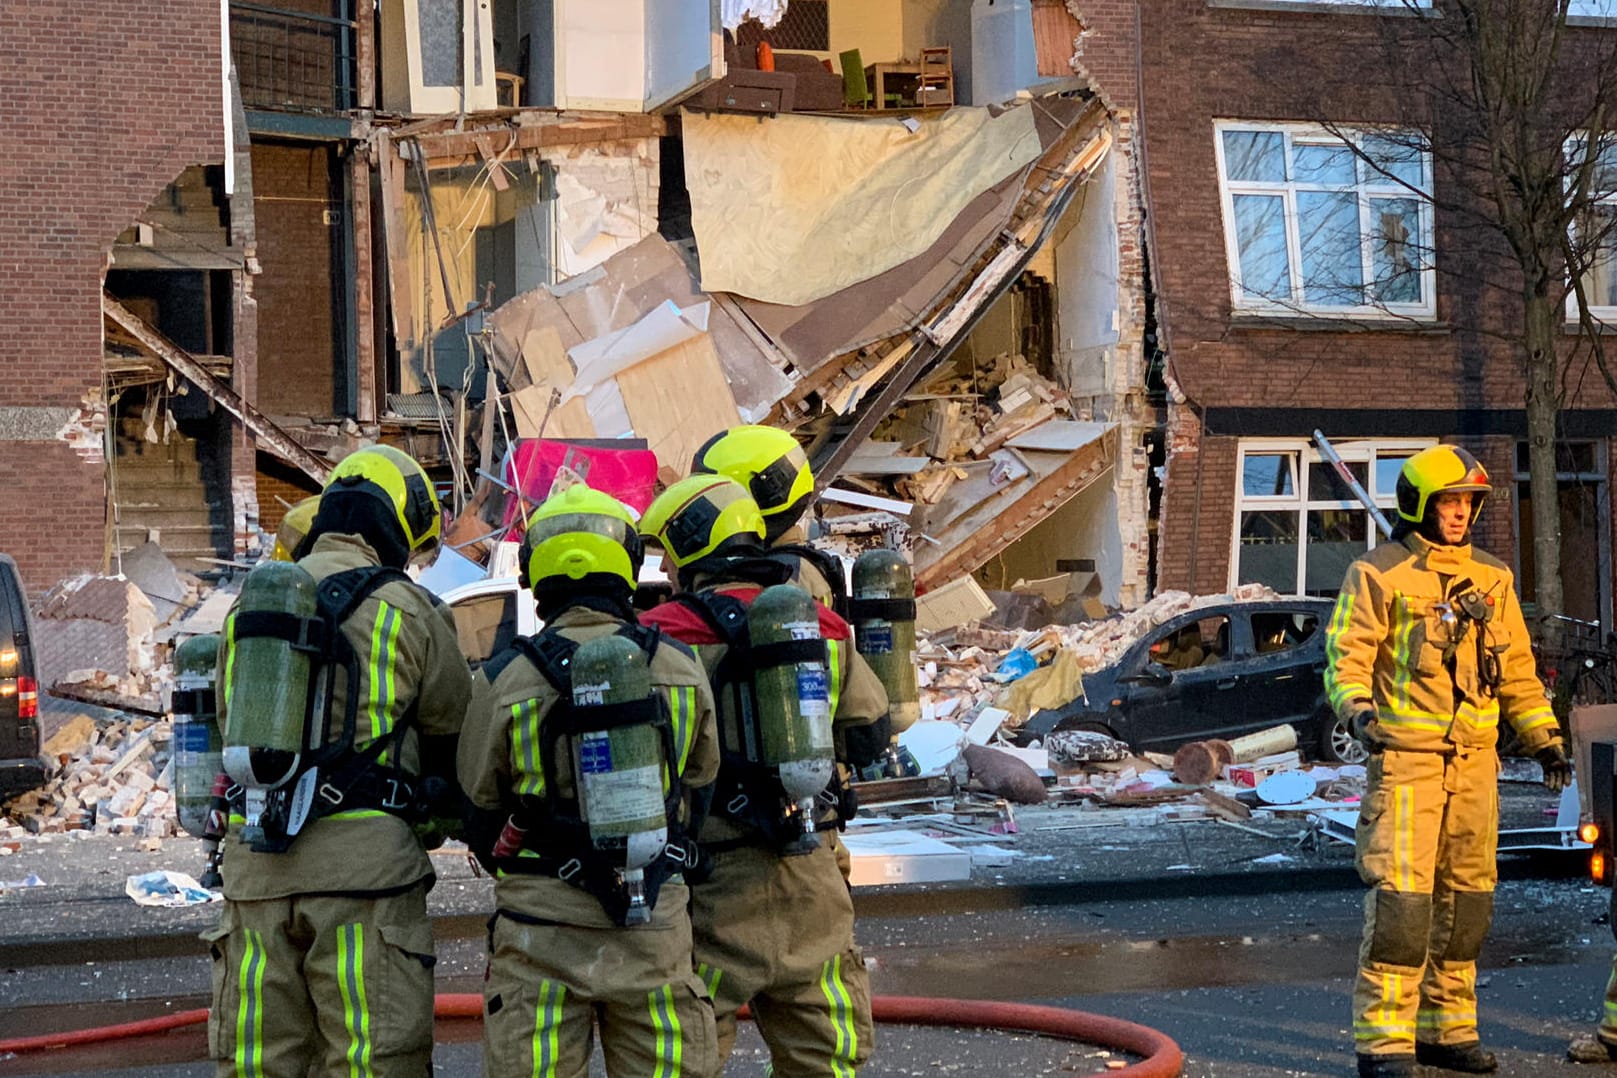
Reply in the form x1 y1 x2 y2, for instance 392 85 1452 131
3 0 1158 614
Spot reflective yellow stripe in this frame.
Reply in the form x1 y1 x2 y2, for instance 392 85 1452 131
1515 707 1558 732
1393 596 1417 713
818 953 858 1078
531 979 564 1078
676 686 697 773
336 923 373 1078
234 926 265 1078
1417 1010 1478 1028
223 612 238 710
366 604 402 765
827 639 843 719
697 962 723 998
1324 592 1357 710
511 699 544 797
1395 785 1414 892
648 983 683 1078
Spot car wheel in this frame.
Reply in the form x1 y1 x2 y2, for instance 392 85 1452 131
1319 713 1370 765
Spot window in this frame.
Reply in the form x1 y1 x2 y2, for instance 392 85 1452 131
1252 611 1320 655
1148 616 1232 671
1513 441 1611 627
1566 134 1617 319
1215 123 1435 317
1233 439 1434 596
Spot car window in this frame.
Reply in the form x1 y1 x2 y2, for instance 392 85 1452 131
1148 615 1232 671
1252 611 1320 656
451 591 518 666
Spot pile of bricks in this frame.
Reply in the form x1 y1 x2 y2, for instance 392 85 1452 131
4 715 175 845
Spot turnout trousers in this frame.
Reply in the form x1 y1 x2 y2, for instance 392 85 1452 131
691 832 874 1077
1352 748 1499 1059
481 906 716 1078
204 883 436 1078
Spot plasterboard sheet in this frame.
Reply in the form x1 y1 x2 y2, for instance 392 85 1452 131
1005 419 1112 453
842 830 972 887
684 105 1043 306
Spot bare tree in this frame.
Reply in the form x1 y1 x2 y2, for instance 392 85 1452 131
1264 0 1617 617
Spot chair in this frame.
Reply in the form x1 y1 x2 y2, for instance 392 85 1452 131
840 49 871 108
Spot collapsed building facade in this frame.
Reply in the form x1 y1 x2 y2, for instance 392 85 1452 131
5 0 1157 614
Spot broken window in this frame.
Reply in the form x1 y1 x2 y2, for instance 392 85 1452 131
1149 616 1231 671
1252 612 1319 655
1233 440 1429 597
1215 123 1433 316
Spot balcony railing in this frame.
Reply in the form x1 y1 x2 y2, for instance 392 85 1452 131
231 2 356 113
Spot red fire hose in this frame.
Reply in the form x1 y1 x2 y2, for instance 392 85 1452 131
0 994 1183 1078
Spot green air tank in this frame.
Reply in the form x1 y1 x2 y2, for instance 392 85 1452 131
749 584 834 847
172 633 222 839
221 561 320 791
852 549 920 734
570 633 667 925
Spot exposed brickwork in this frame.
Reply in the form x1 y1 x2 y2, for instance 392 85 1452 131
0 0 224 592
251 140 341 419
255 458 322 536
1132 0 1617 599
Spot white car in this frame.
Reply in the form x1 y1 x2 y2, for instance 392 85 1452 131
440 553 671 668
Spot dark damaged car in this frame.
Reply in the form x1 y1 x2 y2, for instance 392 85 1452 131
1019 597 1368 765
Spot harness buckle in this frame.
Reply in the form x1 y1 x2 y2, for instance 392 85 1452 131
318 782 345 807
727 794 749 814
557 858 583 881
381 777 412 811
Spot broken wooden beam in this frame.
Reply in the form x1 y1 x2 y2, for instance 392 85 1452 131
103 293 331 484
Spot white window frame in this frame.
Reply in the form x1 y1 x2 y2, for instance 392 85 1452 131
1230 438 1436 596
1214 120 1437 319
1512 440 1613 629
1564 131 1617 323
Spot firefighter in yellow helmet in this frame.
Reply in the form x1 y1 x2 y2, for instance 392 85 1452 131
695 426 917 774
1326 444 1567 1078
457 483 720 1077
270 495 319 562
692 425 842 610
207 444 471 1077
638 475 888 1076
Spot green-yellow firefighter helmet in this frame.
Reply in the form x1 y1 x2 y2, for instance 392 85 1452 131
1395 445 1491 525
639 475 766 569
271 496 319 562
518 484 643 594
322 445 442 560
691 426 814 535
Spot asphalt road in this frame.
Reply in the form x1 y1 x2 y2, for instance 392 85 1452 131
2 871 1612 1077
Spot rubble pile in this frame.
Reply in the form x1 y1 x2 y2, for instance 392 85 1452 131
4 715 176 842
916 584 1282 726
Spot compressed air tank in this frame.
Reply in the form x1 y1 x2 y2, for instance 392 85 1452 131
172 633 223 839
748 584 834 843
221 561 320 791
851 549 920 735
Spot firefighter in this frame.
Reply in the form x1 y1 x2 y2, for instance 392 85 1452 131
1326 444 1569 1078
457 483 721 1077
638 474 890 1077
691 425 844 610
695 425 917 772
205 445 471 1078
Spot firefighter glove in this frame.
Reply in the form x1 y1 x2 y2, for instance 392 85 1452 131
1536 745 1572 793
1348 705 1385 754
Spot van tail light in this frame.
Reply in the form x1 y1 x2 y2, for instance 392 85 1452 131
16 676 36 720
1583 822 1602 845
1593 850 1609 886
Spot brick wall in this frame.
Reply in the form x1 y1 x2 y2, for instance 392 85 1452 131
0 0 224 594
251 140 341 419
255 455 322 535
1136 0 1617 597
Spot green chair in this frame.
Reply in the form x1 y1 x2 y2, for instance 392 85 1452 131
840 49 871 108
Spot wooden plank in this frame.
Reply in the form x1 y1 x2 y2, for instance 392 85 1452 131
820 488 914 515
518 326 594 437
617 332 742 480
103 294 331 484
376 132 416 349
414 114 668 166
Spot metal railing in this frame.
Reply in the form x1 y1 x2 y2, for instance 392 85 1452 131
230 2 356 113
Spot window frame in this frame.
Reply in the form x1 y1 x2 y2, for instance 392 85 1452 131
1230 437 1437 596
1564 131 1617 323
1213 120 1437 320
1511 439 1612 629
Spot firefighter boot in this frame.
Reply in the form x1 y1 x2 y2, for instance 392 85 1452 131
1416 1040 1498 1072
1356 1053 1415 1078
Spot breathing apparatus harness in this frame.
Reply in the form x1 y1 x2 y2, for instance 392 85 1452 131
482 624 697 925
1434 575 1507 701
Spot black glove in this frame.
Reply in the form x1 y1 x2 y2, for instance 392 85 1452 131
1348 705 1385 754
1536 745 1572 793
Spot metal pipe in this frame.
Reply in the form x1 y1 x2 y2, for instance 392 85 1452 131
1312 429 1394 539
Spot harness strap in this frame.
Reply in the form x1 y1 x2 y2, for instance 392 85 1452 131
847 597 916 622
